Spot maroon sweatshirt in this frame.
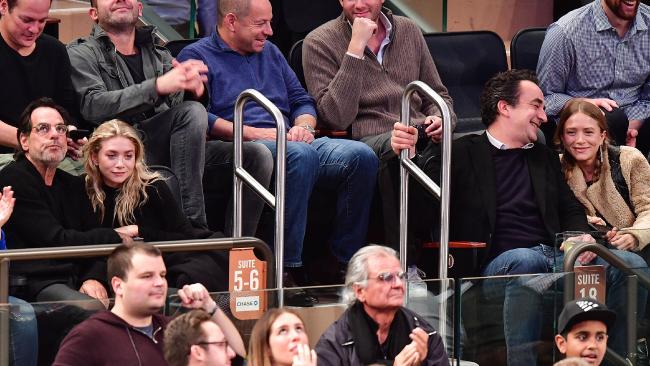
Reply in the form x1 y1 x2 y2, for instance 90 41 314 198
53 310 171 366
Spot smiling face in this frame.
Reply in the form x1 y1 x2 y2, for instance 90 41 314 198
0 0 50 54
500 80 547 146
20 106 67 168
93 136 136 189
561 112 606 169
339 0 384 22
225 0 273 55
555 320 608 365
268 312 309 366
603 0 639 21
112 252 168 317
90 0 142 31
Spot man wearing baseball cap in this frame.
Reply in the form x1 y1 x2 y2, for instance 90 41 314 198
555 299 617 365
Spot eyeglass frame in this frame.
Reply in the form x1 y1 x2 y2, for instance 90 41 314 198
370 270 407 284
196 340 229 351
30 122 69 136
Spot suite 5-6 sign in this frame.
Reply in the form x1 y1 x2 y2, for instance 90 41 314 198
229 248 267 320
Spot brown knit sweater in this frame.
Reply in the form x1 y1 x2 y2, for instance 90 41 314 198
303 9 456 139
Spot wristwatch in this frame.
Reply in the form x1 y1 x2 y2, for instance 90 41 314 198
299 125 316 135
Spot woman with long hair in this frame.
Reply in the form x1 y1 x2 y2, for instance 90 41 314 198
555 98 650 252
248 308 317 366
83 120 226 290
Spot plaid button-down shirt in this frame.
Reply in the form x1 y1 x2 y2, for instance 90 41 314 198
538 0 650 121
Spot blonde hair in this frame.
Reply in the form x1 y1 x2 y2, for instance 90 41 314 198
83 120 160 226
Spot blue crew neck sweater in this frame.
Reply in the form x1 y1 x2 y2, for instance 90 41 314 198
177 31 317 131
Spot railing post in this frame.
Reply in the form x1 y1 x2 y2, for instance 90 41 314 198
233 89 286 306
399 80 453 344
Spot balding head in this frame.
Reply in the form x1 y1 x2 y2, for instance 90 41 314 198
217 0 251 25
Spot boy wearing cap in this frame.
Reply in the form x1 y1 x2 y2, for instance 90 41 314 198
555 299 616 365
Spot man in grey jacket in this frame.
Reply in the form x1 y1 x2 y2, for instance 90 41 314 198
68 0 272 232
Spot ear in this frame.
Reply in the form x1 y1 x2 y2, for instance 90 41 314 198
225 13 237 32
190 344 205 361
88 7 98 22
90 152 98 166
137 1 143 17
555 334 567 354
497 100 510 117
19 133 29 153
111 276 124 296
353 284 365 303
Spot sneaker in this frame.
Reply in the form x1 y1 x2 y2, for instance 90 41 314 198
407 266 428 298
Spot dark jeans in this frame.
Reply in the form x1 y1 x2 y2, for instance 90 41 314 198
138 101 208 227
204 140 273 236
36 283 105 365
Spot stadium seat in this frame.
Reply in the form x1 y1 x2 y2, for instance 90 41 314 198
424 31 508 134
510 27 547 72
165 38 199 58
288 39 306 88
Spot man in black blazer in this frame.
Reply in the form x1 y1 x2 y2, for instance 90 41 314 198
391 70 647 365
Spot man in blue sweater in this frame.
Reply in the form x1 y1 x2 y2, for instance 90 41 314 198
177 0 379 304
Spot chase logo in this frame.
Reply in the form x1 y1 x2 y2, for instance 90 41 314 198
235 296 260 312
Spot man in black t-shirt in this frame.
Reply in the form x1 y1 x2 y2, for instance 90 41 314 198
0 0 83 163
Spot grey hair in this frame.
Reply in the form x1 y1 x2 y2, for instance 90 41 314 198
341 245 399 305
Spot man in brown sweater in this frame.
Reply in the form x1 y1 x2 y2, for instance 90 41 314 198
303 0 456 250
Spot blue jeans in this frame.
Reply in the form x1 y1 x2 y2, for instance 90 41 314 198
482 244 648 365
9 296 37 366
258 137 378 266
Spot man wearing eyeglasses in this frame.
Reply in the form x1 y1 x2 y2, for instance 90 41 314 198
316 245 448 366
54 243 245 365
0 97 132 362
164 310 236 366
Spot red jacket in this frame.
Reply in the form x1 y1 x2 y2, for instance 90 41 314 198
53 310 171 366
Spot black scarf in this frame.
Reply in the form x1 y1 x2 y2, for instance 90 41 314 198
348 301 411 365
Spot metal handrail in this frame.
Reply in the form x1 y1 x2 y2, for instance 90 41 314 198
398 80 453 345
0 237 274 366
233 89 287 306
563 242 650 366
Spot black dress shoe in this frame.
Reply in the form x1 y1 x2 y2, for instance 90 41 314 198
283 268 318 307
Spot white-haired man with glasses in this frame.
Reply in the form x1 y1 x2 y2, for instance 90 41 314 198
315 245 448 366
165 310 236 366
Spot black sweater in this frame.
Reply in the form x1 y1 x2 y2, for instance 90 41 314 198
94 180 205 241
0 157 121 299
0 33 77 153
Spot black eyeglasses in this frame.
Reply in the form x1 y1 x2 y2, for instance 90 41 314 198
196 340 229 350
31 123 68 136
373 271 407 284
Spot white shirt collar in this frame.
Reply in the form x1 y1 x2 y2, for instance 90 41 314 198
486 130 534 150
376 12 392 64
